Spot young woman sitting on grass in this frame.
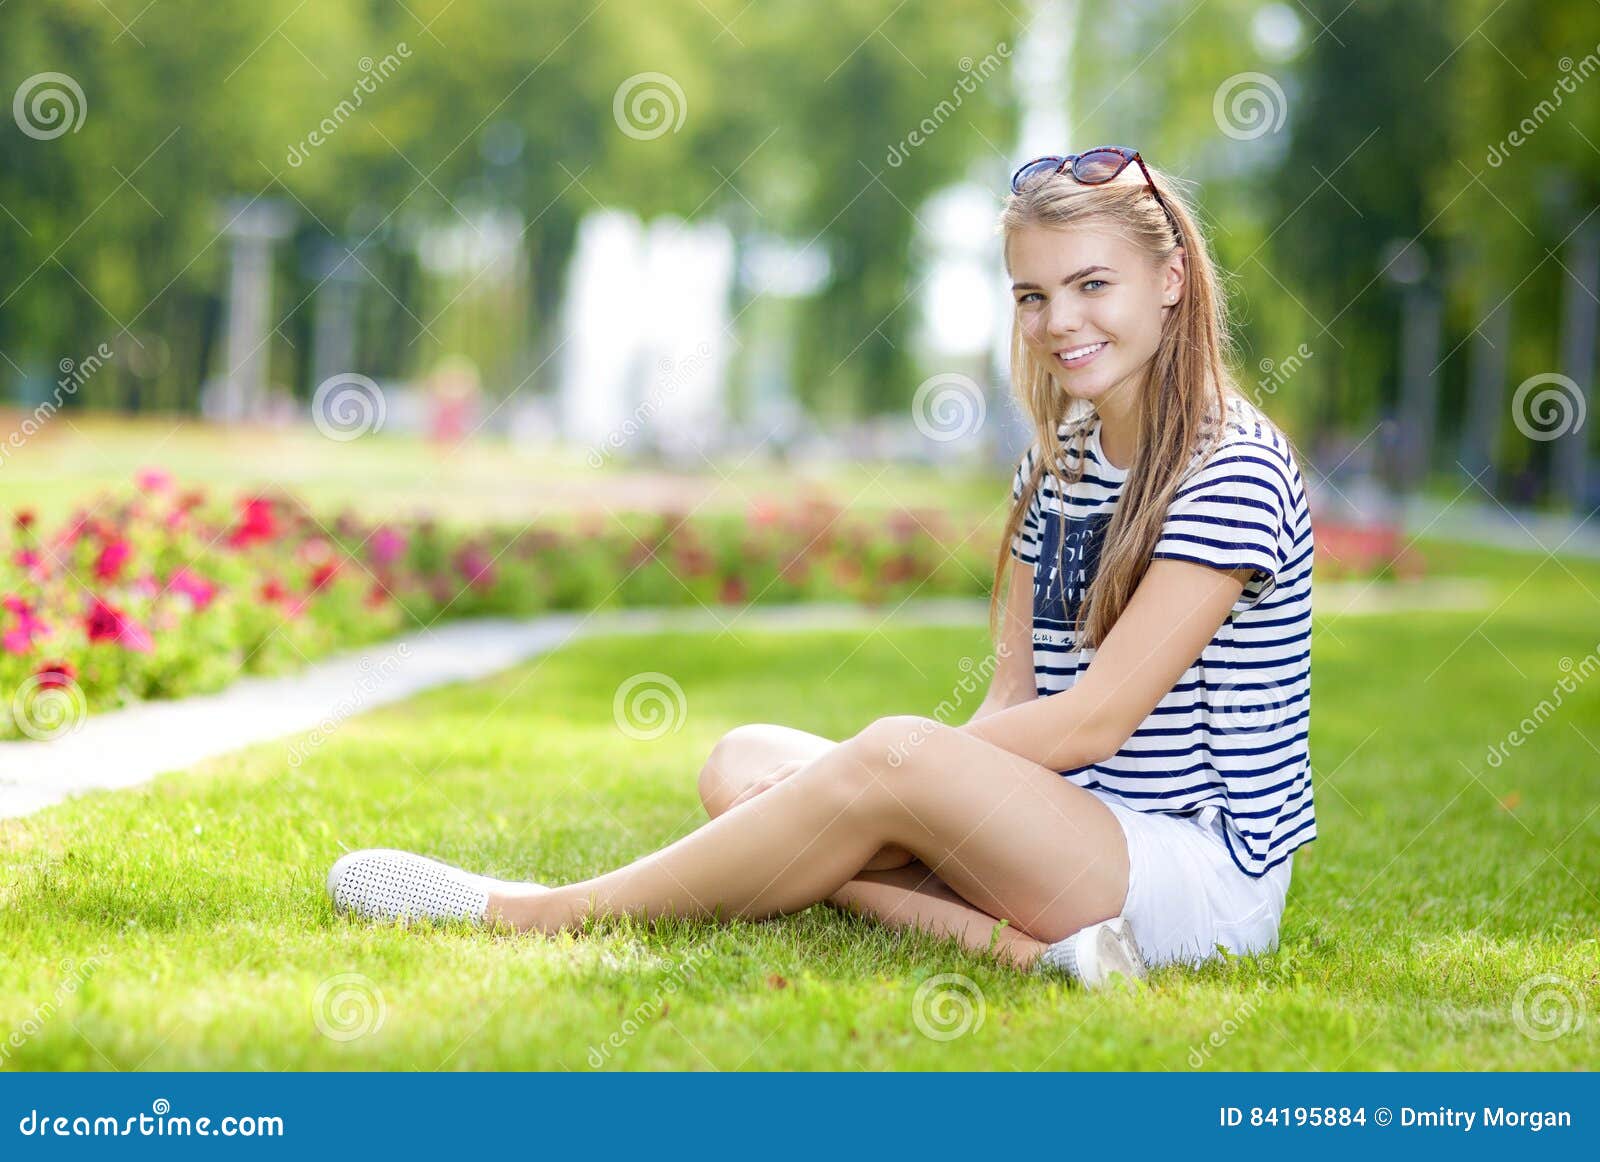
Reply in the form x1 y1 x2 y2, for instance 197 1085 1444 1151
327 146 1316 990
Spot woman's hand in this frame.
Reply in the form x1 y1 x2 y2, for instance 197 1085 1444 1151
725 758 808 810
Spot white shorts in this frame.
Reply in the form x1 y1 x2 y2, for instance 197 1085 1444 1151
1086 787 1293 969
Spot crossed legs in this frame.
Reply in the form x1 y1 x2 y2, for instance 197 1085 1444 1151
486 718 1130 963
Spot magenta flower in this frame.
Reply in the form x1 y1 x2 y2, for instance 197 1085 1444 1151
370 526 408 567
135 467 173 492
2 594 51 655
85 597 154 653
168 567 218 610
94 538 133 582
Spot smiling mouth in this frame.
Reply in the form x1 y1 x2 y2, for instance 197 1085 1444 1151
1055 341 1107 367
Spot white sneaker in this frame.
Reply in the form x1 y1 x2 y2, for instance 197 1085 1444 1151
1037 915 1148 989
326 848 511 925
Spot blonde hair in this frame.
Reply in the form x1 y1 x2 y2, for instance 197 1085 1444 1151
989 164 1268 650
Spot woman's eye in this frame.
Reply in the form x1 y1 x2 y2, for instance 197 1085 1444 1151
1017 292 1043 304
1082 279 1107 292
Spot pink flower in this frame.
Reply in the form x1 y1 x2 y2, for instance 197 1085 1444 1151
168 567 218 610
2 594 51 655
94 538 133 582
85 597 154 653
369 526 408 567
454 544 497 590
135 467 172 492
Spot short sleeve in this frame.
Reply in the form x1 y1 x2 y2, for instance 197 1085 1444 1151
1150 441 1289 611
1009 446 1042 566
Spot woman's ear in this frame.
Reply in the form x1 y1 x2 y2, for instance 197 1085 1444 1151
1162 247 1186 306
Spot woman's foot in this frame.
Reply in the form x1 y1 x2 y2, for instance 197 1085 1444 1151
326 848 541 927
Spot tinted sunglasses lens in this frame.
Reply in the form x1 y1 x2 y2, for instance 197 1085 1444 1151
1012 158 1064 192
1072 150 1128 183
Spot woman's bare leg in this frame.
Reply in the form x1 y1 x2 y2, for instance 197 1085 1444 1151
487 716 1128 949
698 724 1047 968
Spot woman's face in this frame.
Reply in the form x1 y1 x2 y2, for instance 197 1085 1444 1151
1007 220 1185 411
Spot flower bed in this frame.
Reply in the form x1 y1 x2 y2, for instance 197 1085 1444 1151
3 472 1425 740
1 472 990 739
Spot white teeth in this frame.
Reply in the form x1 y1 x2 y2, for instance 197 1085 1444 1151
1059 342 1105 360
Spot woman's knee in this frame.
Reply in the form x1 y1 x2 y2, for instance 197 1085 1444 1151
697 724 780 815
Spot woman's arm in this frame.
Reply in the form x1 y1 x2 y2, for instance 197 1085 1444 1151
968 559 1037 723
958 558 1253 770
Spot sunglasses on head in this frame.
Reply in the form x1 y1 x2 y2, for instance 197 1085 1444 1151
1010 146 1181 239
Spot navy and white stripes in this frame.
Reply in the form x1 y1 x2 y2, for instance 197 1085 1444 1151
1008 394 1316 878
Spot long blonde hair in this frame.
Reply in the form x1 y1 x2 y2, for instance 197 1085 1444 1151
989 164 1249 650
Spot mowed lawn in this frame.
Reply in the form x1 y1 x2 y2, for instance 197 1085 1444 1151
1 539 1596 1070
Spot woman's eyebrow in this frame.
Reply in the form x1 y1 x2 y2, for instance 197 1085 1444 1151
1011 265 1113 290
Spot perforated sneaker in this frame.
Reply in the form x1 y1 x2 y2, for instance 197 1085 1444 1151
1036 915 1147 989
326 848 506 925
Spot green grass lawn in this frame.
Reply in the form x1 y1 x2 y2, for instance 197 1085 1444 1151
1 539 1596 1070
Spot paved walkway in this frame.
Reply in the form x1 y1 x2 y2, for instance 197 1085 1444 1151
0 599 991 822
0 577 1497 823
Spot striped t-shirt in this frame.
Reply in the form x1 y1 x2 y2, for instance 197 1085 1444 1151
1008 394 1315 877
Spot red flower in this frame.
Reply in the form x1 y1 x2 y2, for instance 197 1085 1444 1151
32 660 76 688
259 577 289 604
14 509 36 533
309 561 340 592
94 538 134 582
226 497 279 548
85 597 154 653
363 582 389 609
718 575 748 604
